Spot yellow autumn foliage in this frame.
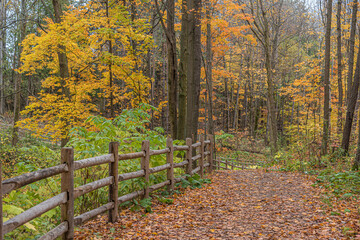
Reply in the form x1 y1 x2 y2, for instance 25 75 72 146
18 1 153 141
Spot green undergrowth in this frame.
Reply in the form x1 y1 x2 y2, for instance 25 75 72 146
0 127 61 239
0 104 193 239
176 174 212 189
268 146 352 173
315 170 360 200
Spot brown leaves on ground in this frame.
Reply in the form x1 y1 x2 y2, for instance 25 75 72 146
75 170 357 239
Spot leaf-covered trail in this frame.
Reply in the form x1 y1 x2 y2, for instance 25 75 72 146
75 170 347 239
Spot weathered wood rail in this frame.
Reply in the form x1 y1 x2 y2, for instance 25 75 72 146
0 135 214 239
214 156 264 170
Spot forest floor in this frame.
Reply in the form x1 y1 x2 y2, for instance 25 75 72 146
75 170 360 239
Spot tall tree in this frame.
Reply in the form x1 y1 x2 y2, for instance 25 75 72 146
341 0 358 152
185 0 202 141
345 0 357 105
337 0 343 134
320 0 333 156
354 112 360 170
52 0 71 147
154 0 178 138
18 1 153 143
166 0 178 138
12 0 27 146
243 0 283 154
224 58 230 132
205 0 214 136
0 0 5 115
105 0 114 118
341 32 360 153
178 0 189 140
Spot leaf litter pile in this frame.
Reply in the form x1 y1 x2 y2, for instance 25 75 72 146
75 170 359 239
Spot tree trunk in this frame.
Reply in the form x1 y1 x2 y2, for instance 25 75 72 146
346 0 357 105
0 0 5 115
321 0 332 156
167 0 178 138
353 108 360 170
247 52 254 135
162 42 168 133
224 72 229 132
341 32 360 153
233 83 240 130
185 0 201 141
105 0 114 119
205 0 214 136
242 81 248 130
337 0 343 134
12 0 27 146
149 11 156 129
154 0 178 138
264 23 278 154
52 0 71 147
177 0 189 140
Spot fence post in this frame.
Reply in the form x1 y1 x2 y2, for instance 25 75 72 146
225 158 228 170
61 148 74 240
208 134 213 173
166 138 174 191
108 142 119 223
141 140 150 198
231 159 234 170
200 135 204 177
186 138 192 175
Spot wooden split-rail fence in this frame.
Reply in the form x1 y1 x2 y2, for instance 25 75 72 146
214 156 264 170
0 135 214 240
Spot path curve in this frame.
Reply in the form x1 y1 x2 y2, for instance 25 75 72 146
76 170 345 239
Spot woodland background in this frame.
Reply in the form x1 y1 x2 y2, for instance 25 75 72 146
2 0 360 238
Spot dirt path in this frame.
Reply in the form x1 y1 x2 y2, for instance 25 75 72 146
75 170 347 239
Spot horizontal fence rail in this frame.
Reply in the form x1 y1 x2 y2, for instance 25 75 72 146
2 164 68 195
0 135 214 240
214 156 264 170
